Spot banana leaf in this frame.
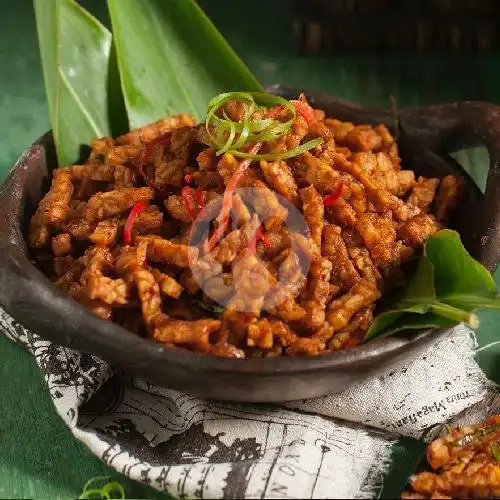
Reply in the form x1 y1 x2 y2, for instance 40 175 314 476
34 0 127 166
107 0 264 127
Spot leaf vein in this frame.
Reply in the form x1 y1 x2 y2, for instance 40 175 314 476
147 1 200 120
59 69 102 138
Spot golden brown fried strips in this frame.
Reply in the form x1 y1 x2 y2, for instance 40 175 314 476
28 169 74 248
301 255 333 329
145 237 198 268
403 416 500 499
152 316 221 351
85 187 154 222
435 175 465 223
117 114 196 145
151 269 183 299
89 219 120 246
300 185 324 250
407 177 440 212
28 99 464 358
326 280 381 332
260 159 299 205
52 233 72 256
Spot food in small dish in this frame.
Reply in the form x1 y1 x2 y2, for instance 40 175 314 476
403 415 500 499
27 92 464 358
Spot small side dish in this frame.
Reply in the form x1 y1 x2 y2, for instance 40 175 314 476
27 92 468 358
403 416 500 499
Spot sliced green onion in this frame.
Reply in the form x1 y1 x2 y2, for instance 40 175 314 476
231 138 324 161
192 298 224 315
453 424 500 446
217 118 236 155
101 482 126 499
204 91 319 161
79 476 126 500
231 102 254 150
492 442 500 461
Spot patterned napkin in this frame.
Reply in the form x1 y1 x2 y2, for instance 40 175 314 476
1 307 490 499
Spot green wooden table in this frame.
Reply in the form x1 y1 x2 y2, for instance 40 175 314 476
1 1 500 498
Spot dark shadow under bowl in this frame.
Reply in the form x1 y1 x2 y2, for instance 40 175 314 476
1 86 499 402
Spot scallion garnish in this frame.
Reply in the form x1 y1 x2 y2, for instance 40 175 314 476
491 442 500 461
230 139 323 161
205 92 323 161
453 423 500 446
78 476 126 499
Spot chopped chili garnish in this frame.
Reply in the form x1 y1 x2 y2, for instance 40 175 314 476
123 201 148 246
259 230 272 249
345 338 361 349
204 142 263 253
267 98 315 125
323 181 344 206
136 132 172 189
182 187 207 223
181 187 196 222
184 174 194 185
194 188 206 208
267 105 285 119
290 96 315 126
248 225 272 253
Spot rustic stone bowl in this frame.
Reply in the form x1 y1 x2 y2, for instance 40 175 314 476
0 86 499 402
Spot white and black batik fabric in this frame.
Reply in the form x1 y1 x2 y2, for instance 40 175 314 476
0 307 490 499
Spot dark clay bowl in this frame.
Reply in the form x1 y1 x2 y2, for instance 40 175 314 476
1 86 500 403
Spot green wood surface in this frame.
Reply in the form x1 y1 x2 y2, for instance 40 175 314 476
1 1 499 498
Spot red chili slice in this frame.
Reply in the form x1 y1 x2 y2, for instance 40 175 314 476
204 142 263 253
290 97 315 126
323 181 344 207
267 98 315 125
182 187 207 223
260 231 272 249
267 105 285 119
181 187 196 222
184 174 194 185
194 188 206 208
255 227 272 249
123 201 148 246
345 338 361 349
248 226 272 253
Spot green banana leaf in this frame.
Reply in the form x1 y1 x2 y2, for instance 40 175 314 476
34 0 127 166
107 0 264 127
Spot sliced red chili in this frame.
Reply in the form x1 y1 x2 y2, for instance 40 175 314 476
290 97 315 126
249 225 272 253
182 187 207 223
323 181 344 207
345 338 361 349
181 187 196 222
194 188 206 208
184 174 194 185
255 227 272 249
267 105 285 119
204 142 263 253
260 231 272 249
123 201 148 246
